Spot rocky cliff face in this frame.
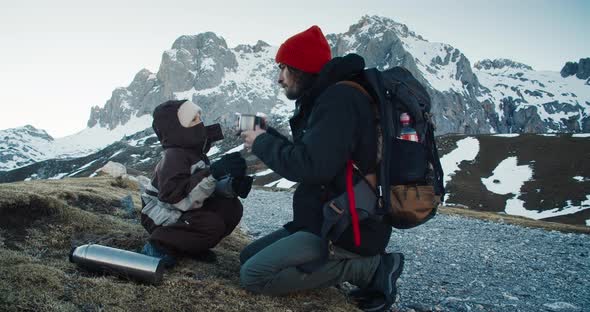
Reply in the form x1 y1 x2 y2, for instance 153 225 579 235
475 57 589 133
3 15 589 172
85 15 589 137
88 33 282 131
560 58 590 81
475 59 534 71
88 69 161 129
327 15 492 134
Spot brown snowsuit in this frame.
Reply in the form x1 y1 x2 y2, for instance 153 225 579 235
140 100 243 257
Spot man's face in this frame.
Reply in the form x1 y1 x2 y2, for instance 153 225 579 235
278 64 301 100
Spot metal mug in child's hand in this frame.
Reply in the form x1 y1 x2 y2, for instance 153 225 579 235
236 113 267 133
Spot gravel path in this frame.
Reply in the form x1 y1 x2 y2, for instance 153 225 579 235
240 190 590 312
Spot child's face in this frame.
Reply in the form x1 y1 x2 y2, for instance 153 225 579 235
187 111 202 127
178 101 203 128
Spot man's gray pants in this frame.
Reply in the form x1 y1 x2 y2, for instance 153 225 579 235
239 228 381 295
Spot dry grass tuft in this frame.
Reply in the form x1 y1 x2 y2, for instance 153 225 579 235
0 177 359 311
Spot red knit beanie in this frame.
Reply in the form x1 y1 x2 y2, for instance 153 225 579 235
275 25 331 74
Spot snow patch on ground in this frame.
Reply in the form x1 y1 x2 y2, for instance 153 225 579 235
481 155 590 220
48 172 68 180
265 178 297 189
440 137 480 201
67 159 101 177
481 157 533 195
507 195 590 220
494 134 520 138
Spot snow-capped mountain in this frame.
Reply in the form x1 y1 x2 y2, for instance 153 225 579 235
475 58 590 132
0 115 154 171
0 125 54 170
79 15 590 141
2 15 589 172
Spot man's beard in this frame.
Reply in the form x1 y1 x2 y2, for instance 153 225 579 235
283 81 306 100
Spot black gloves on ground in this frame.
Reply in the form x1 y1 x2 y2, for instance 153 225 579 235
215 176 253 199
209 152 246 179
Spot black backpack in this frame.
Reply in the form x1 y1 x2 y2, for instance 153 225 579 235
299 66 445 272
361 66 445 228
321 66 445 246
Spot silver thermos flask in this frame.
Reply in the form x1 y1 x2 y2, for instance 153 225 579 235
69 244 164 284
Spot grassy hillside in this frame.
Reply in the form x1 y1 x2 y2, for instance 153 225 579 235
0 177 357 312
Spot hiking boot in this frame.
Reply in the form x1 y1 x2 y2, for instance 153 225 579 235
357 252 405 312
141 242 177 268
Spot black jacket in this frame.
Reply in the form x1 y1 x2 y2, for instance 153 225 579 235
252 54 391 255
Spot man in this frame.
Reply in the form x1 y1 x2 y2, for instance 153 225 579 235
239 26 404 311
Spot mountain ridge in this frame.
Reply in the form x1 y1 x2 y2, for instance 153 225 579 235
2 15 589 171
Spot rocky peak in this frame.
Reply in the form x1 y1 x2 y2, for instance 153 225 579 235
128 69 157 96
560 58 590 79
474 59 533 71
171 32 229 52
351 15 424 40
2 125 53 142
131 68 156 83
157 32 238 96
234 40 271 54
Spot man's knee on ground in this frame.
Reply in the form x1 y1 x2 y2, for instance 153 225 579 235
239 242 257 265
239 258 270 294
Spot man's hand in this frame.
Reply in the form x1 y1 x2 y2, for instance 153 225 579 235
240 125 266 151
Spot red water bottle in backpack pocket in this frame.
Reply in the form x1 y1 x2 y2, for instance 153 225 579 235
390 111 427 185
398 112 419 142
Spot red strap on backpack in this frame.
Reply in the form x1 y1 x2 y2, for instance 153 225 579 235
346 160 361 247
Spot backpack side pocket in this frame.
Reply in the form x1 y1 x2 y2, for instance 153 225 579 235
389 185 440 229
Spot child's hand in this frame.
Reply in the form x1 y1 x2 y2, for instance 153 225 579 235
232 176 254 199
210 152 246 179
214 176 253 198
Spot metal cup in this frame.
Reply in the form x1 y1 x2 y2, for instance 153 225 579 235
236 113 266 132
69 244 164 284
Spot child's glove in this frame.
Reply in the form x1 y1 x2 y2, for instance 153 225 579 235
232 176 253 199
210 152 246 179
214 176 253 199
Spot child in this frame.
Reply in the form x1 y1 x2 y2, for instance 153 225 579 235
140 99 252 266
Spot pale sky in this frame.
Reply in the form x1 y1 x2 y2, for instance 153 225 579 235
1 0 588 138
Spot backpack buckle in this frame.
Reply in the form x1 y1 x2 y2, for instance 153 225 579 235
425 112 436 130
